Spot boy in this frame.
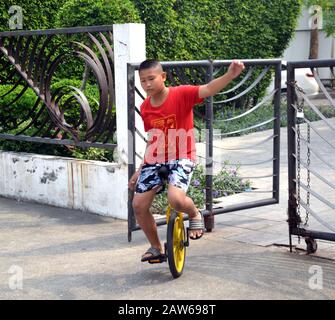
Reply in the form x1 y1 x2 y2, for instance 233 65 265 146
129 59 245 262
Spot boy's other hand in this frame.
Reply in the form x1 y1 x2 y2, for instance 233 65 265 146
227 60 245 79
128 171 140 191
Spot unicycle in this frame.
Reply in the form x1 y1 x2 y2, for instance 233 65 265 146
164 205 189 278
157 165 189 278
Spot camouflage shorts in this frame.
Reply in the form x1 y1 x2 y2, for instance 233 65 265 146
135 158 195 194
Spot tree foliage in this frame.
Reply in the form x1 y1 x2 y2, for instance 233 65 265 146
132 0 302 61
0 0 303 60
0 0 67 31
54 0 140 28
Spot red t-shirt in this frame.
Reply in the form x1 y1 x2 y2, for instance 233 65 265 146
140 85 204 164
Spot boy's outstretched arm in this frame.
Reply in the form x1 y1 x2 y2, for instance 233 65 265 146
199 60 245 99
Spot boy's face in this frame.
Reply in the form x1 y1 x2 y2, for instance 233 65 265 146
139 66 166 96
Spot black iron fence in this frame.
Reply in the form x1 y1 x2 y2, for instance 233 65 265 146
127 59 282 241
0 25 117 151
287 59 335 253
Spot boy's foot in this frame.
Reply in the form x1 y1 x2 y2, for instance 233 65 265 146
141 246 165 262
189 211 204 240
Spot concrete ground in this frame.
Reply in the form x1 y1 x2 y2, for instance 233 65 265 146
0 96 334 300
0 196 335 300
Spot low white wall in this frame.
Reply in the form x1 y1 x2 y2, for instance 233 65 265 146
0 151 128 220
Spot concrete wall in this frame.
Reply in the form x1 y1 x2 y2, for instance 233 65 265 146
0 151 128 219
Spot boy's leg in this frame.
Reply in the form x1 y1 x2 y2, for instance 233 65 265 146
167 184 203 239
132 189 163 259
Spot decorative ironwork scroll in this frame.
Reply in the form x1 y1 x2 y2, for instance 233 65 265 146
0 25 117 150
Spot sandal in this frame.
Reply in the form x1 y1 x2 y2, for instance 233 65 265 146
141 246 166 263
189 211 204 240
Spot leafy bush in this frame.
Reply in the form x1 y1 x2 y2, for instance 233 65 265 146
0 0 68 32
131 0 182 61
0 85 38 130
55 0 140 28
53 0 141 90
133 0 302 108
150 163 251 215
133 0 302 61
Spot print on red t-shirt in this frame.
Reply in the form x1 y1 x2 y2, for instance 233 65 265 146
140 85 203 164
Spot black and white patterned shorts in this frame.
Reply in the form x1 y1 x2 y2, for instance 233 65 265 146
135 158 195 194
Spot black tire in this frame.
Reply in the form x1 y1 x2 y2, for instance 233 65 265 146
166 210 186 278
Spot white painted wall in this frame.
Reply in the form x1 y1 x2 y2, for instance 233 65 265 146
0 151 128 219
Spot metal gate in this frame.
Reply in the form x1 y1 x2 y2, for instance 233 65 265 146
0 26 117 151
127 59 282 241
287 59 335 253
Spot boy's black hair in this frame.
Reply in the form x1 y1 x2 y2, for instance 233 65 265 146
139 59 162 72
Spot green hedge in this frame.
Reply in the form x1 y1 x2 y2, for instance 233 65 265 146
1 0 303 61
133 0 302 61
0 1 67 31
54 0 140 28
53 0 140 80
131 0 183 60
132 0 302 112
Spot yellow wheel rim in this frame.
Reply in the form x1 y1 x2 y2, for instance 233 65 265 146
172 214 185 273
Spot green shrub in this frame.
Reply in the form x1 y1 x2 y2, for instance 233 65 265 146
133 0 302 61
131 0 182 60
53 0 141 90
0 85 38 130
55 0 140 28
133 0 302 109
0 0 67 32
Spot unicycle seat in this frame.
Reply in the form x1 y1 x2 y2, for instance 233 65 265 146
157 165 169 180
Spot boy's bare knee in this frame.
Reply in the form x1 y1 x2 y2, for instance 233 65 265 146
132 196 152 216
132 199 144 214
168 195 185 211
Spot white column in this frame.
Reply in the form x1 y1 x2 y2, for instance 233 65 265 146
113 23 146 167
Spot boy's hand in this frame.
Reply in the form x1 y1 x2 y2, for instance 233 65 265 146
227 60 245 79
199 59 245 99
128 171 140 191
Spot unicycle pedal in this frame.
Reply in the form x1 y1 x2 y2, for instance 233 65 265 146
148 254 167 264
